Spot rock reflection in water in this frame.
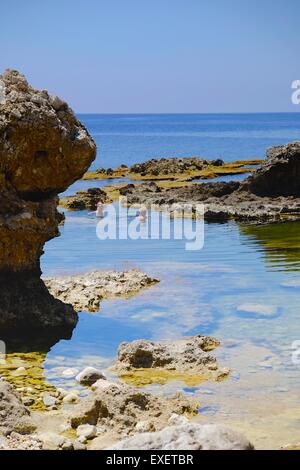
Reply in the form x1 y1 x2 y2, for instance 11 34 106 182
239 222 300 272
0 329 75 410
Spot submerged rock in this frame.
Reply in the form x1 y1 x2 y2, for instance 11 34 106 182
112 335 229 385
107 423 254 450
45 269 159 312
0 69 96 332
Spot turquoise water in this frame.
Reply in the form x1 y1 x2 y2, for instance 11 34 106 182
40 114 300 447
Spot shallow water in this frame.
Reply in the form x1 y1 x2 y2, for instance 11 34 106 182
37 206 300 448
6 113 300 449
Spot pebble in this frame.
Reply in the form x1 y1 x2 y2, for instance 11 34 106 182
73 440 87 451
75 367 106 386
61 439 73 451
63 391 79 404
91 380 120 392
43 393 57 407
76 424 97 441
57 388 68 399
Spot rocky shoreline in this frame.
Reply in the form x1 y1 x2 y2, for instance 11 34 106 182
60 142 300 224
1 69 298 450
0 334 253 450
83 156 261 182
44 269 160 312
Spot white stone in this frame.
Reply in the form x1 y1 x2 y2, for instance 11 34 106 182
75 367 106 386
73 440 87 451
91 380 119 392
57 388 68 398
63 392 79 404
76 424 97 441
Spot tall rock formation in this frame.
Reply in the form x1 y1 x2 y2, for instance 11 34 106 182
0 69 96 336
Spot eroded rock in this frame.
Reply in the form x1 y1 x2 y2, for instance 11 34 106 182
0 381 36 435
0 69 96 332
242 141 300 197
107 423 254 450
109 142 300 223
45 269 159 312
113 335 229 384
70 381 199 438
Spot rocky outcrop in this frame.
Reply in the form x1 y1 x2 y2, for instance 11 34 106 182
70 380 199 438
242 141 300 197
117 142 300 223
45 269 159 312
107 423 254 450
0 69 96 332
83 157 260 182
60 187 107 211
0 381 36 435
129 157 224 176
113 335 229 385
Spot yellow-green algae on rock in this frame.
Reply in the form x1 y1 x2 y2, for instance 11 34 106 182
83 159 262 182
117 367 229 387
0 352 56 411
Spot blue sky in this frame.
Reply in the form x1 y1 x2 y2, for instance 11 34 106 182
1 0 300 113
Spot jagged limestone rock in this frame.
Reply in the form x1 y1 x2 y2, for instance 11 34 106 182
0 69 96 333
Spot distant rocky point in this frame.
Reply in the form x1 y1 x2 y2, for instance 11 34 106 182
110 142 300 224
83 156 261 182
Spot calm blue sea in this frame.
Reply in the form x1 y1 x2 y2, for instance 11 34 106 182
13 114 300 447
79 113 300 169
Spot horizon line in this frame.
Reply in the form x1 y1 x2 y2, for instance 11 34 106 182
76 111 300 116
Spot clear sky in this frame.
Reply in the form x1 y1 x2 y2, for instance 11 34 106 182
1 0 300 113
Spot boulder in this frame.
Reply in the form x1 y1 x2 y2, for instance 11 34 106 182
107 423 254 450
75 367 106 386
0 69 96 332
113 335 229 380
0 381 36 435
70 381 199 436
242 141 300 196
76 424 97 441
